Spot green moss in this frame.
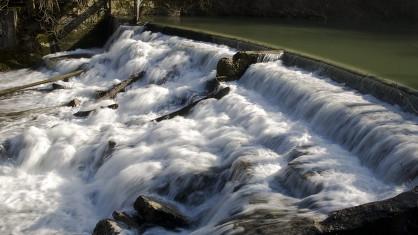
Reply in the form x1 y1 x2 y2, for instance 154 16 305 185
0 63 11 72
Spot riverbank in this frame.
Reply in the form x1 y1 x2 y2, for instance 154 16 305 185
149 17 418 89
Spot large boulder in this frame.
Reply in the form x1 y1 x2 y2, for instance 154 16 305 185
320 186 418 234
216 57 237 80
133 195 189 229
92 219 124 235
217 51 281 81
212 187 418 235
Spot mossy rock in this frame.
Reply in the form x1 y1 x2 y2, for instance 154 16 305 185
0 63 11 72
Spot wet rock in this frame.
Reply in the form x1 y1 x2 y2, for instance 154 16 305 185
133 195 189 229
210 87 230 100
95 90 107 98
320 186 418 234
273 162 323 198
232 51 260 77
217 51 279 81
51 83 66 90
216 57 236 80
66 98 81 107
154 170 221 205
215 209 321 235
107 103 119 110
112 211 141 228
205 78 221 93
92 219 123 235
230 158 254 182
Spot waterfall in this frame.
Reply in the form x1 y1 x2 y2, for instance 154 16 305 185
0 26 415 235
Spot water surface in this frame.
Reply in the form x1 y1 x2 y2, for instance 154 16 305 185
151 17 418 89
0 26 417 235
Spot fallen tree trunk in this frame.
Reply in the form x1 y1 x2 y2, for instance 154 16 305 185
56 0 108 41
0 98 82 120
154 87 230 122
97 71 146 101
0 70 84 97
43 53 96 69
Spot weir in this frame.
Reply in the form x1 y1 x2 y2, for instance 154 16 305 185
0 26 417 235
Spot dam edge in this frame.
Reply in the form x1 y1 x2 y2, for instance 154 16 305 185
143 22 418 116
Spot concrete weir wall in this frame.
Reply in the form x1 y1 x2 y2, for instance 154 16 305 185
144 23 418 115
281 52 418 115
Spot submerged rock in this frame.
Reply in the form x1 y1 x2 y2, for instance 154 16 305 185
213 187 418 235
92 219 124 235
215 209 321 235
112 211 141 228
51 83 67 90
133 195 189 229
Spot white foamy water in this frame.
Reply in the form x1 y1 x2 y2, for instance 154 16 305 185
0 27 416 235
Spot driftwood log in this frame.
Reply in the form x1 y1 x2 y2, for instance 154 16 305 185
0 70 84 97
154 87 230 122
96 71 146 101
73 104 119 118
43 53 96 69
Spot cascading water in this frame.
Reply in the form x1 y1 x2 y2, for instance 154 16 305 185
0 26 416 235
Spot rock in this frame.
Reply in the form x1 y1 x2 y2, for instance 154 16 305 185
217 51 278 81
92 219 123 235
211 87 230 100
232 51 260 77
107 103 119 110
95 90 107 98
0 63 11 72
66 98 81 107
215 209 321 235
51 83 66 90
205 78 221 93
133 195 189 229
112 211 141 228
216 57 236 80
320 186 418 234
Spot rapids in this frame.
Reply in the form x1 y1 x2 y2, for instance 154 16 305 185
0 26 416 235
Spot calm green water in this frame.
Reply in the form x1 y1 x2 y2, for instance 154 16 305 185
150 17 418 89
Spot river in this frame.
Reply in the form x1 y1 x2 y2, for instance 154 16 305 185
151 17 418 89
0 26 416 234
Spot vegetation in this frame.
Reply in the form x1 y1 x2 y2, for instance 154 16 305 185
0 0 107 71
143 0 418 23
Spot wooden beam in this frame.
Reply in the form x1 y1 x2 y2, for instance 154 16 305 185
154 87 230 122
96 71 145 101
0 70 84 97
